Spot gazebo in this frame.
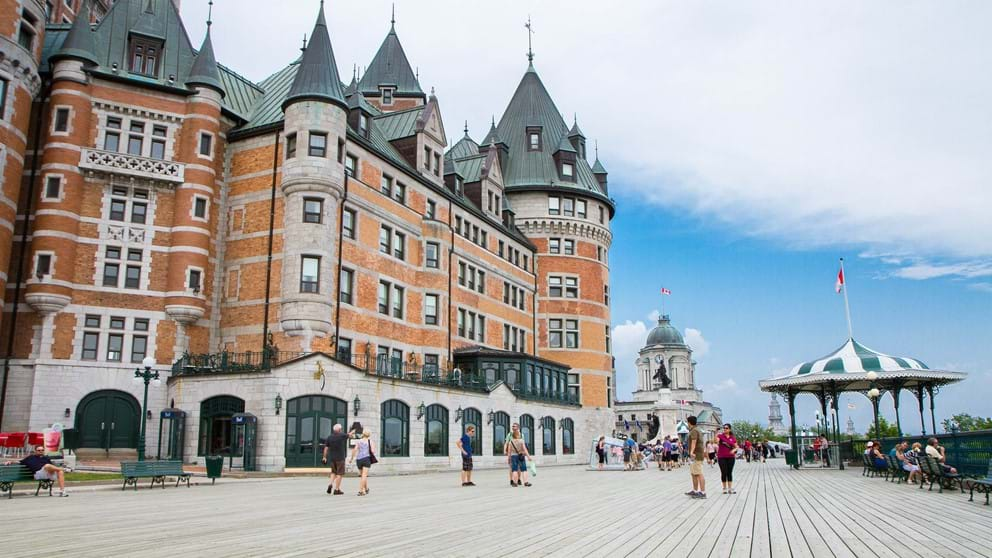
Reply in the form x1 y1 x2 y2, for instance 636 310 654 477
759 338 967 454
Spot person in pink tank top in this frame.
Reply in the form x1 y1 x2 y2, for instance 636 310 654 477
716 424 740 494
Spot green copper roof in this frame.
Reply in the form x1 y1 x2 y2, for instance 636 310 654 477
554 134 576 154
284 3 346 109
447 133 480 160
53 2 98 65
185 28 224 94
358 21 423 98
242 62 299 130
495 64 612 207
217 63 263 121
452 155 485 183
347 89 380 115
480 120 507 148
646 315 685 346
373 106 422 141
592 157 607 174
568 117 584 138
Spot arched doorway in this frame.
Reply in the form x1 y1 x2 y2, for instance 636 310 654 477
198 395 245 456
285 395 347 468
75 390 140 451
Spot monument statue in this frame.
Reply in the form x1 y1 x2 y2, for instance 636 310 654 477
653 361 671 389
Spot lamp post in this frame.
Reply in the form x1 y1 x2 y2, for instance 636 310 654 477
866 371 881 439
134 356 160 461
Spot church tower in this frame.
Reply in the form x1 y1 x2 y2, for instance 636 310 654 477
768 393 788 435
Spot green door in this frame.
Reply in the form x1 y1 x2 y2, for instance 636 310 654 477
285 395 347 468
76 390 140 450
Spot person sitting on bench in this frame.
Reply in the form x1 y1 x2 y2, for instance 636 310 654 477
925 438 958 475
5 446 68 497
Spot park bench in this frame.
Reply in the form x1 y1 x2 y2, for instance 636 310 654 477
885 454 908 484
965 458 992 506
120 460 190 491
862 453 887 478
917 454 964 494
0 464 54 499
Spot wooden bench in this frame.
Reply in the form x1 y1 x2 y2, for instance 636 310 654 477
0 464 54 499
917 454 964 494
885 454 908 484
120 460 190 491
965 458 992 506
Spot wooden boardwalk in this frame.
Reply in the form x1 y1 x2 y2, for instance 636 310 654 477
1 460 989 557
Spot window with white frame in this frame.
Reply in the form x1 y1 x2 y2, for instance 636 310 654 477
187 267 203 294
548 318 579 349
198 132 213 158
345 154 357 177
425 241 439 269
108 186 149 224
150 125 167 159
42 175 62 201
548 275 578 299
124 249 142 288
562 198 574 217
80 314 151 363
300 255 320 293
576 200 587 218
549 238 560 254
548 196 560 216
52 106 70 134
192 196 208 221
424 293 439 325
563 239 575 255
303 198 322 224
339 268 354 305
394 182 406 205
342 207 356 239
381 87 394 105
34 251 53 279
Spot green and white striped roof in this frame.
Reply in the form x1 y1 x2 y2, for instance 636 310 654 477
790 338 928 376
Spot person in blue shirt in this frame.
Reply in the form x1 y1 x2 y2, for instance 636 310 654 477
458 425 476 487
623 437 636 471
6 446 68 497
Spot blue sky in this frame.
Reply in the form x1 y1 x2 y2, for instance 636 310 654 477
186 1 992 433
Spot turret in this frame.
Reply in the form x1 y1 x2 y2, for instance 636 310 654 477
358 8 425 111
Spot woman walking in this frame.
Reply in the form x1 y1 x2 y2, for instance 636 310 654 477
506 427 532 486
348 430 375 496
717 424 740 494
706 440 717 467
596 436 607 470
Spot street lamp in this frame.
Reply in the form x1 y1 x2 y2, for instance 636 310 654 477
353 395 361 416
866 371 881 438
134 356 161 461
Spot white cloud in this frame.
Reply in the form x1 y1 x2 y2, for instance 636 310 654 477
891 261 992 281
684 328 710 358
611 320 650 399
967 283 992 294
708 379 739 393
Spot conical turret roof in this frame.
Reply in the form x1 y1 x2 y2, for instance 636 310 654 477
480 120 506 148
284 3 346 109
54 1 99 65
186 27 223 94
568 117 585 138
358 19 423 98
592 158 607 174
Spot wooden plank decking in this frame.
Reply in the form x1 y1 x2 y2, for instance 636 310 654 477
0 461 989 557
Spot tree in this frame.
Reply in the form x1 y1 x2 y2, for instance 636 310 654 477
729 420 782 442
864 416 900 439
941 413 992 433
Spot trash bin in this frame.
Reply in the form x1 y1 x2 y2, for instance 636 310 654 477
785 449 799 468
62 428 79 455
205 455 223 484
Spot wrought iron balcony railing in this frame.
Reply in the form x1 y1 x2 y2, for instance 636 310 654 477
79 148 185 184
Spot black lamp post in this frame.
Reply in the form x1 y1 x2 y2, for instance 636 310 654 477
134 356 160 462
867 371 881 438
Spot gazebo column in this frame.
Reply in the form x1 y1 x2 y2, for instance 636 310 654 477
915 385 927 436
926 384 937 434
818 387 829 440
787 389 798 462
891 381 904 437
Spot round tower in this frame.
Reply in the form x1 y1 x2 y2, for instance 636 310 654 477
277 3 348 351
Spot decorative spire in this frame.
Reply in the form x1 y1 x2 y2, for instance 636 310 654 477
186 2 224 96
464 120 469 137
301 33 308 53
391 3 396 32
54 0 99 66
525 16 535 65
207 0 213 28
284 1 347 109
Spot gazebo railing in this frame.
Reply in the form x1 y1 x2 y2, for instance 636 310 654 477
839 430 992 477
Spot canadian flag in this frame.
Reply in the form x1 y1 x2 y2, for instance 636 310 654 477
835 267 844 293
660 288 671 296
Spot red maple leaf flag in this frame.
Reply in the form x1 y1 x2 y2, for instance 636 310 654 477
835 267 844 293
660 288 671 295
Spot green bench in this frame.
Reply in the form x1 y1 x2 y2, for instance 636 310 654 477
965 459 992 506
917 454 964 494
0 464 55 499
120 460 190 491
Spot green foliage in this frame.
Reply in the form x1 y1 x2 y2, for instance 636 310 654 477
729 420 782 442
864 416 900 439
941 413 992 433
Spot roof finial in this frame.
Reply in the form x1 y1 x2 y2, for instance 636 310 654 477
430 86 435 97
573 113 577 126
352 64 357 81
491 115 496 127
595 139 599 159
206 0 213 28
391 3 396 30
416 66 419 80
301 33 308 53
464 120 469 137
525 16 535 64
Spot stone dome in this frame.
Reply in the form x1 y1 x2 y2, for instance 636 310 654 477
646 315 684 346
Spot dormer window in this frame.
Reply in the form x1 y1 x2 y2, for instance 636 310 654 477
358 113 369 136
129 37 162 77
381 87 394 106
527 127 542 151
561 163 574 179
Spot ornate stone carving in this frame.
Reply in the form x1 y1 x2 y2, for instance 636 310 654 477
79 148 185 184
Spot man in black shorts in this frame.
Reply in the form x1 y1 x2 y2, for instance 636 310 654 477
458 425 476 486
321 424 349 495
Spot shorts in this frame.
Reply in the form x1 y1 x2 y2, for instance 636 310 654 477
329 460 345 475
510 454 527 472
34 469 55 481
903 463 920 473
462 455 474 471
690 459 704 476
708 452 717 461
356 457 372 470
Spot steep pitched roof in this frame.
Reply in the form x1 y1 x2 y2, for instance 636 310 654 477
53 1 98 65
447 131 480 160
568 117 585 139
284 3 346 109
495 64 612 209
357 21 424 98
373 106 423 141
480 120 507 148
592 157 607 175
185 27 224 94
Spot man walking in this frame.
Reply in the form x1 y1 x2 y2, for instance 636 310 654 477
685 415 706 499
458 425 476 486
321 424 349 495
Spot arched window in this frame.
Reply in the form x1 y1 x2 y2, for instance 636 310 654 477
561 418 575 454
519 414 534 454
462 407 482 457
424 404 448 456
542 416 556 454
380 399 409 457
492 411 510 455
198 395 245 456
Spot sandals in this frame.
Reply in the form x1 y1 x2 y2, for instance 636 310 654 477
524 482 532 487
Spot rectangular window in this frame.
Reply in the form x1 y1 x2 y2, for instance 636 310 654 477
0 78 8 120
199 132 213 157
131 335 148 363
339 268 353 305
127 123 144 155
467 265 476 291
549 276 562 298
472 225 479 244
193 197 208 219
134 318 149 332
188 268 202 293
564 239 575 255
563 198 574 217
308 132 327 157
434 153 441 176
527 127 541 151
109 316 125 330
488 191 494 212
104 117 121 151
481 230 487 248
549 196 560 215
477 270 485 294
129 38 161 76
504 324 511 350
337 337 352 362
565 319 579 348
345 154 357 177
599 206 605 224
477 315 486 342
424 293 438 325
423 146 431 169
53 107 69 132
35 253 51 278
380 174 392 197
106 334 124 361
458 262 466 287
549 238 560 254
523 254 529 271
300 256 320 293
562 163 574 178
102 247 120 287
394 182 406 205
426 199 436 219
457 309 466 337
343 208 356 239
358 113 369 136
378 280 390 314
425 242 439 269
597 246 603 262
303 198 322 224
44 176 61 200
564 277 578 298
498 241 505 257
81 332 99 360
549 318 562 348
604 285 610 305
503 282 510 304
285 133 297 159
150 126 166 159
85 315 101 328
393 232 405 260
605 325 612 354
382 88 393 105
18 13 37 51
379 225 392 254
130 200 147 224
577 200 587 218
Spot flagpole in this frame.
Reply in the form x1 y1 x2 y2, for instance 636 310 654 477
840 258 853 339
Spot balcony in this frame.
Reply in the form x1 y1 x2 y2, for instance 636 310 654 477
79 148 185 184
